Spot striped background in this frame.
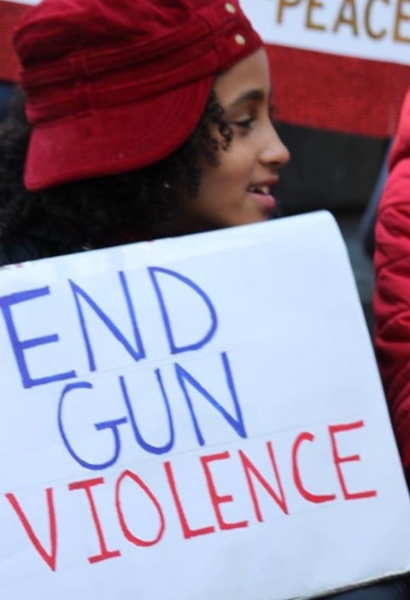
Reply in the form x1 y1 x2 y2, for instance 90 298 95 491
1 0 410 137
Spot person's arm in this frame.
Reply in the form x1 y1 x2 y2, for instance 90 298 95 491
374 89 410 477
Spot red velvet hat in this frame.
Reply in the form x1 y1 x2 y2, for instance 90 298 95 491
13 0 263 191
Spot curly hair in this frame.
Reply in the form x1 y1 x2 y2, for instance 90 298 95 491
0 87 233 251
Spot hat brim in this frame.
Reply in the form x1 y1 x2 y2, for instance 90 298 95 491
25 76 214 191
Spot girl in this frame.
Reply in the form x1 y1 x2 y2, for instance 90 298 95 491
0 0 288 260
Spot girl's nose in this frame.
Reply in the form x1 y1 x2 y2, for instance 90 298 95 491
260 126 290 169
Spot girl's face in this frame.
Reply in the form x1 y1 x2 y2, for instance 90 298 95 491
176 48 290 233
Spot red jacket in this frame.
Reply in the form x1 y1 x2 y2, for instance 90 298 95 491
374 89 410 476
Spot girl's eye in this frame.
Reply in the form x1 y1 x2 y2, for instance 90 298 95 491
231 117 255 130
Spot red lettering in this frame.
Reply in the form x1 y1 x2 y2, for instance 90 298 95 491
329 421 377 501
292 432 337 503
164 461 215 539
201 452 248 531
69 477 121 563
6 488 57 571
115 469 165 547
239 442 288 521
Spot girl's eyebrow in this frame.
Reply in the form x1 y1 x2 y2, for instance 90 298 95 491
228 88 270 108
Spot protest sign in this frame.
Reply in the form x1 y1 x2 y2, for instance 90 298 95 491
0 211 409 599
243 0 410 66
240 0 410 137
2 0 409 136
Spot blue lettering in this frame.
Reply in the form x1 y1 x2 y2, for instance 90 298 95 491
120 371 175 455
175 351 247 445
148 266 218 355
0 287 76 389
58 381 128 470
70 271 146 372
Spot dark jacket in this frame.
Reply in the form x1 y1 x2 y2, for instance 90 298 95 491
0 214 84 267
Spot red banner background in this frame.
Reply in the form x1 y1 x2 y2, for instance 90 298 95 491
1 1 410 138
0 1 28 82
267 44 410 139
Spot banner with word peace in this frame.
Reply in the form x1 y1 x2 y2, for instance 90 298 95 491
241 0 410 137
2 0 410 136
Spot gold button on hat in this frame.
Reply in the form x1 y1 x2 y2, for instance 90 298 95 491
234 34 246 45
225 2 236 13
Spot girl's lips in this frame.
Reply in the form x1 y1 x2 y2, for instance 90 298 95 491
248 190 276 211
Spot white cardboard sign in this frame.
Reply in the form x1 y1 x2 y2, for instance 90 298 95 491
241 0 410 66
0 212 409 600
